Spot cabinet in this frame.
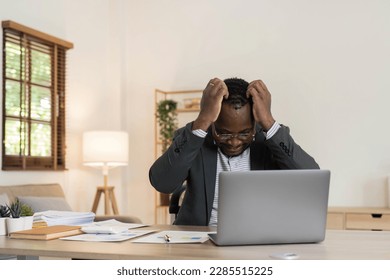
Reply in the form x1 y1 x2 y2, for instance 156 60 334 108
154 89 202 224
327 207 390 231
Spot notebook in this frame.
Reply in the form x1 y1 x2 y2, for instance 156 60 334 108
9 225 82 240
208 169 330 246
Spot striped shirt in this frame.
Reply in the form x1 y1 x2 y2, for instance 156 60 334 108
192 122 281 226
208 148 251 226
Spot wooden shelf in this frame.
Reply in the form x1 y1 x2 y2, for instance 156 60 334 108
176 108 200 113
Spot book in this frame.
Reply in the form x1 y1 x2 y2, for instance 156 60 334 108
9 225 82 240
33 220 48 228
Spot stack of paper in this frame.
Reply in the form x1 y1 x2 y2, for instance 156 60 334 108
33 210 95 226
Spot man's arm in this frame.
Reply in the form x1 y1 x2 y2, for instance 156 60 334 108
246 79 275 131
150 78 227 193
149 123 205 194
266 125 320 169
247 80 319 169
192 78 228 131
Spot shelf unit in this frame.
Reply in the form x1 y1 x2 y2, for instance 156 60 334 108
154 89 202 224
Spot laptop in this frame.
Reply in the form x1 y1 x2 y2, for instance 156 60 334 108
208 169 330 246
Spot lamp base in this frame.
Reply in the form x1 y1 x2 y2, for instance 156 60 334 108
91 186 119 215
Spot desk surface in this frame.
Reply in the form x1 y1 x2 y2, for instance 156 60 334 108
1 225 390 260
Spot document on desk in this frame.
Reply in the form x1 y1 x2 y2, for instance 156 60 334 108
83 219 147 232
132 230 214 244
60 229 156 242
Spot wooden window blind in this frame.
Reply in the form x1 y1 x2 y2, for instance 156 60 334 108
2 21 73 170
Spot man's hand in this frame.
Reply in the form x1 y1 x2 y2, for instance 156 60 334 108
192 78 228 131
246 80 275 131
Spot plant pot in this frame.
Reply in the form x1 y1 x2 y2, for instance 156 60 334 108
6 217 25 234
22 216 34 230
0 217 7 236
6 216 33 234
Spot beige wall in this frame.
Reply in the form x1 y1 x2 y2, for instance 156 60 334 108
1 0 390 224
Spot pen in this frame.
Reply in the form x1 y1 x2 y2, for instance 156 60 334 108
164 234 171 243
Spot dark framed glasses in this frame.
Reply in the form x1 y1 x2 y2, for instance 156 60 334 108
212 123 255 142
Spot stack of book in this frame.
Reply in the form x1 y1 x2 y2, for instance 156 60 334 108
33 210 95 227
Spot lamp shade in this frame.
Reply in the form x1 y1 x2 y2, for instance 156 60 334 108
83 131 129 167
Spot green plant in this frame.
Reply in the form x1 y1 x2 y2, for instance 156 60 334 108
21 204 34 217
156 99 178 153
7 199 34 218
8 199 22 218
0 205 11 218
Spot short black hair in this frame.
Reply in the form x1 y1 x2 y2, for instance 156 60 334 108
223 78 252 109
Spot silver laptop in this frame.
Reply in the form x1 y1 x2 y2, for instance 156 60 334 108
208 169 330 246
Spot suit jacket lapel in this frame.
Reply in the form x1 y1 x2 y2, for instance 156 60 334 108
250 125 267 170
201 133 217 224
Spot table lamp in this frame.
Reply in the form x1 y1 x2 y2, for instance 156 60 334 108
83 130 129 215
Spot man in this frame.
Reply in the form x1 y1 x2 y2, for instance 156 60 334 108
149 78 319 226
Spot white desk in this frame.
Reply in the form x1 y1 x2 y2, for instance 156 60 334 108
1 225 390 260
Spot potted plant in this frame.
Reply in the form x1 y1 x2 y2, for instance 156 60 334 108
0 204 11 235
156 99 178 206
6 199 34 234
21 203 35 229
156 99 178 153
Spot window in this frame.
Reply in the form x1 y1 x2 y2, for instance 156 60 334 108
2 21 73 170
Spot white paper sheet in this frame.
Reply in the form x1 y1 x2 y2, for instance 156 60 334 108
132 230 213 244
60 229 156 242
86 219 146 230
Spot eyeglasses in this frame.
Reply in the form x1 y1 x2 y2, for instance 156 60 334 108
212 123 255 142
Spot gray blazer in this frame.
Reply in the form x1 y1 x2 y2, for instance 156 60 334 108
149 122 320 226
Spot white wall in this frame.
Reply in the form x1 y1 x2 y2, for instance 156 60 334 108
124 0 390 223
0 0 128 216
1 0 390 225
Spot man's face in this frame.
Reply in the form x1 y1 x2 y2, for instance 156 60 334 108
212 103 254 157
